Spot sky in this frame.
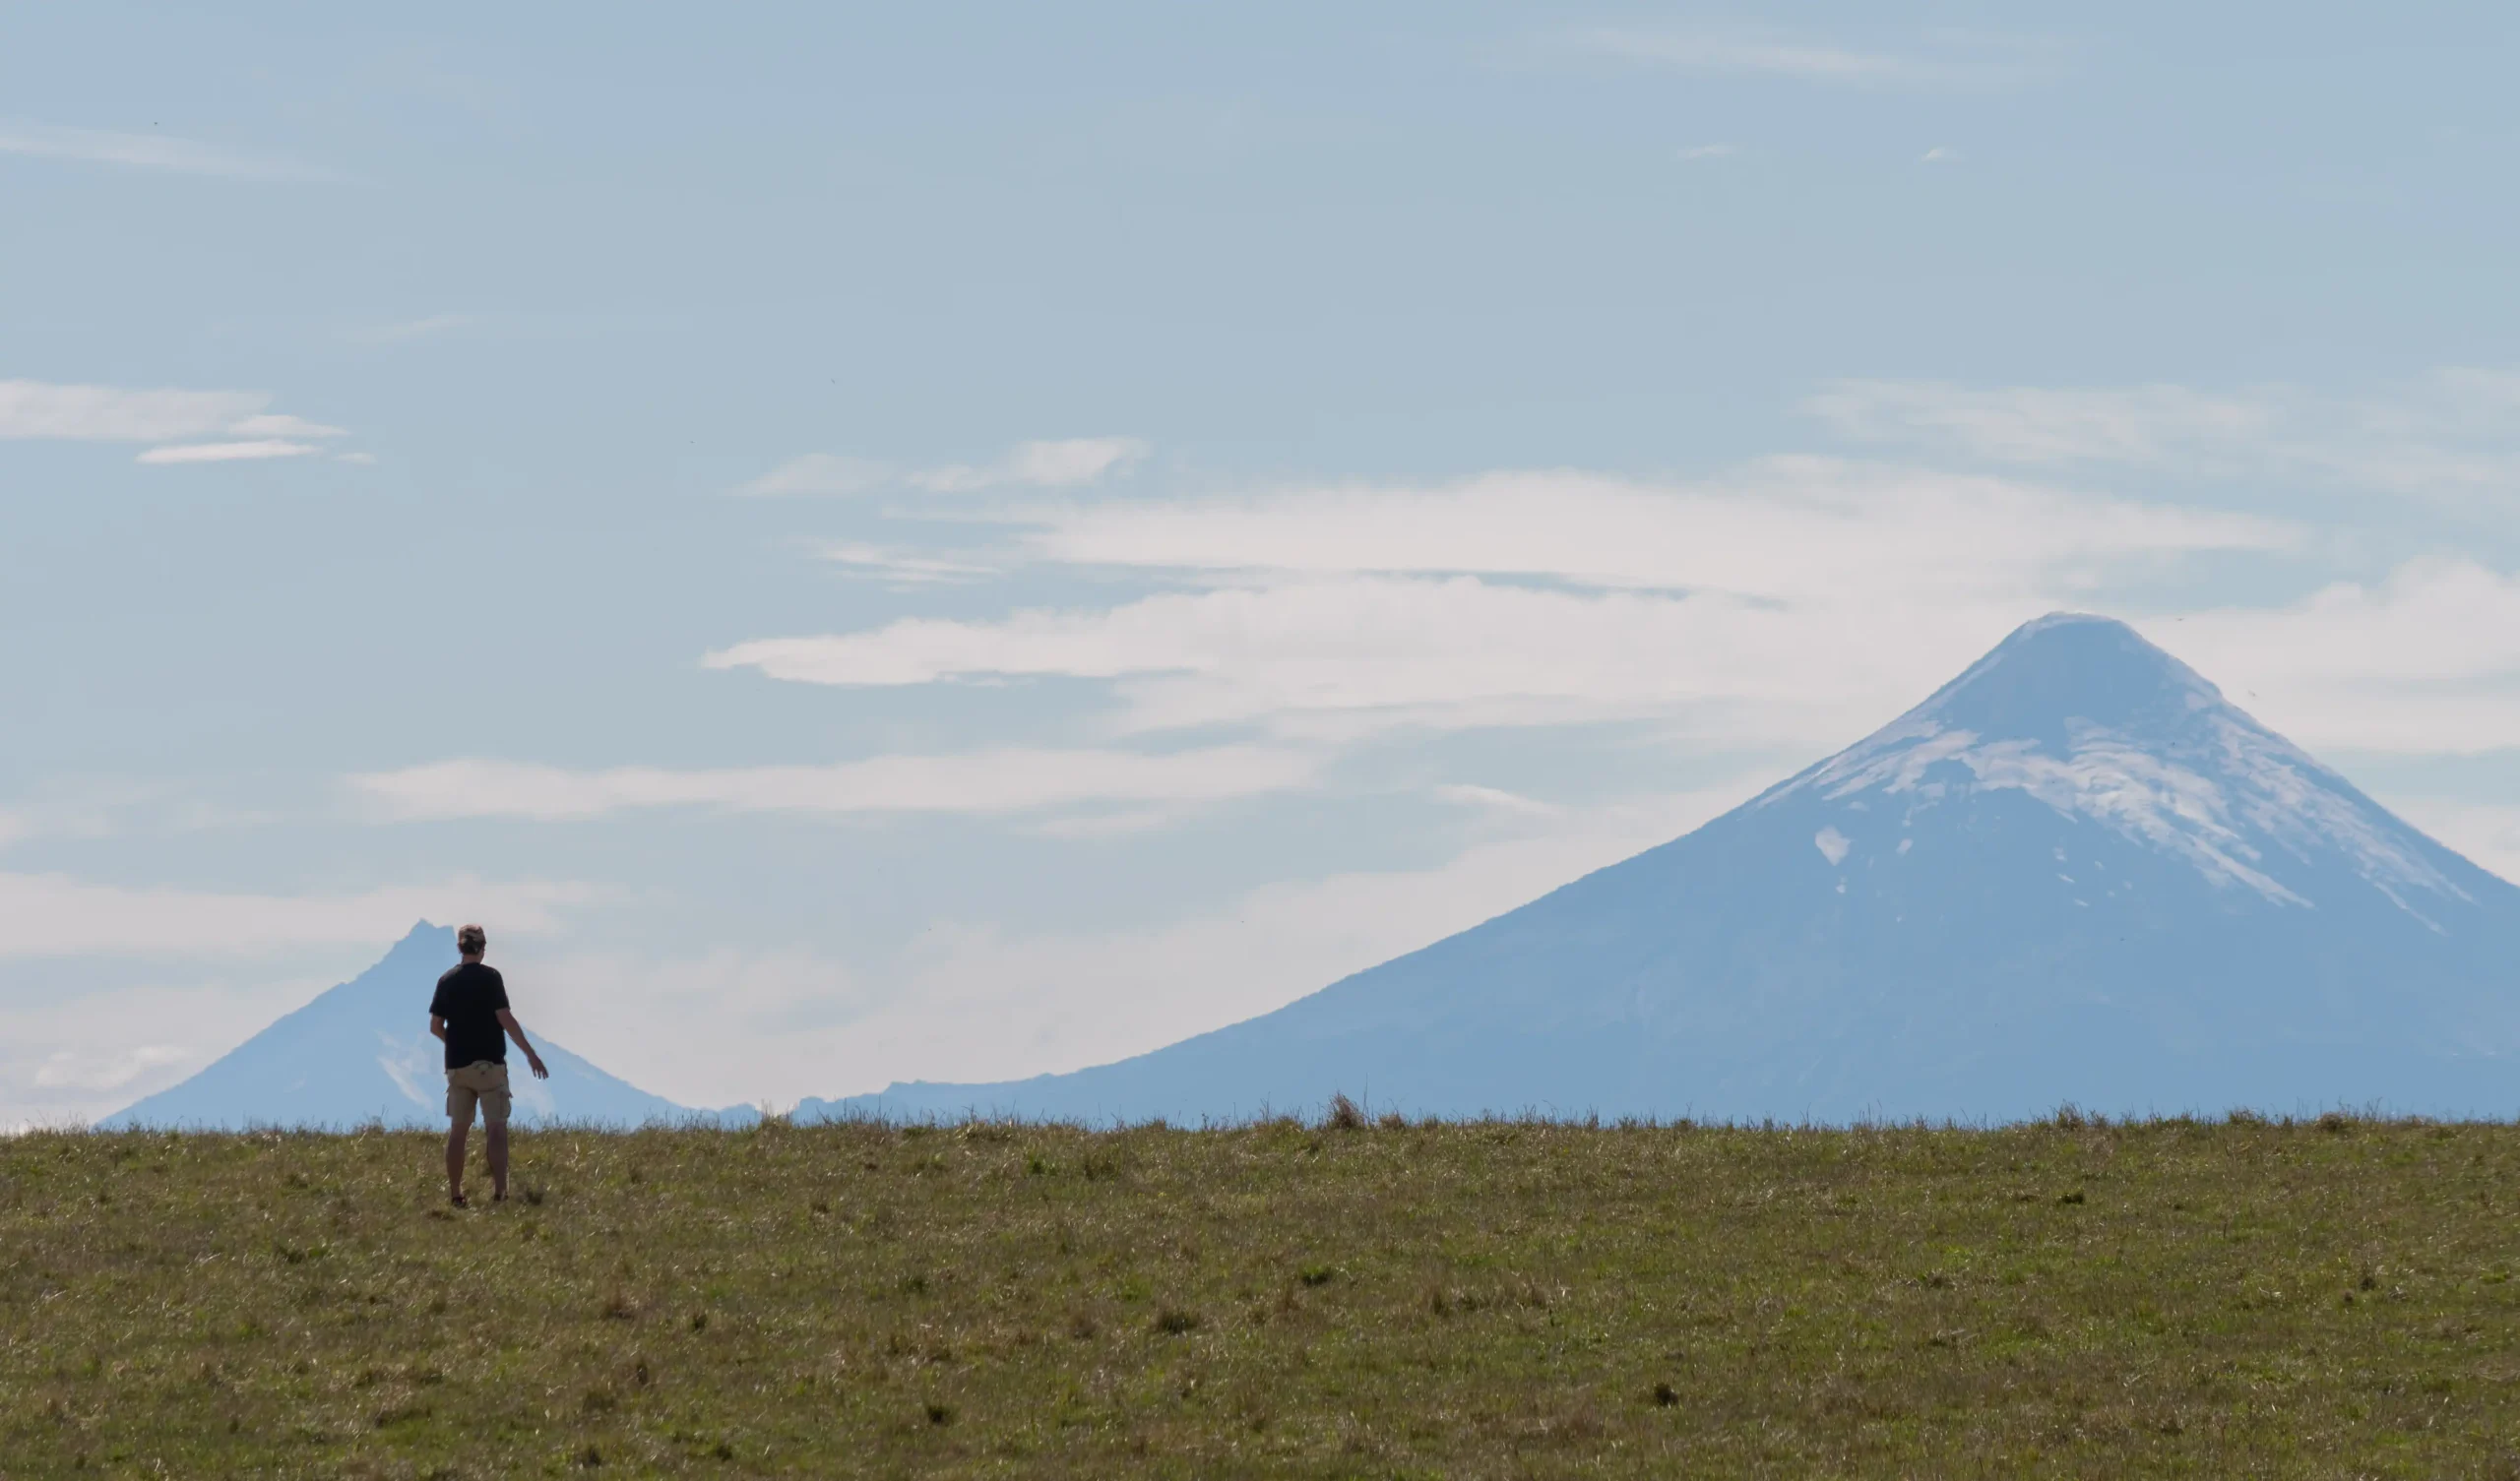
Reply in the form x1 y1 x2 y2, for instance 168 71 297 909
9 1 2520 1126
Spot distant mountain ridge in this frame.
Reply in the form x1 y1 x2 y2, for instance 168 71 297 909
798 613 2520 1124
102 923 743 1130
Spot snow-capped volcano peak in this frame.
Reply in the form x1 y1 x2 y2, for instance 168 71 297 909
1769 612 2466 918
1915 611 2228 745
802 609 2520 1124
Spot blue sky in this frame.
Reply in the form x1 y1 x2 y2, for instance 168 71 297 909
9 2 2520 1124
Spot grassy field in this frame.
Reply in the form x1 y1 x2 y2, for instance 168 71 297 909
6 1111 2520 1479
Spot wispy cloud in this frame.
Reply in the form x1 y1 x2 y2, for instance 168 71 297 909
1808 371 2520 498
0 380 269 441
0 121 332 181
2 377 354 464
349 746 1320 823
818 542 1000 585
1920 146 1958 163
136 439 321 465
1435 783 1563 818
735 437 1150 498
1005 463 2290 595
738 453 891 497
1679 144 1736 160
227 413 346 439
914 437 1151 493
705 464 2294 748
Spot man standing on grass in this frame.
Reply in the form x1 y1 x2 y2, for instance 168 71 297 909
429 923 549 1206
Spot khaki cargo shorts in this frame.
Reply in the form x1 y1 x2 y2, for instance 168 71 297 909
446 1060 513 1127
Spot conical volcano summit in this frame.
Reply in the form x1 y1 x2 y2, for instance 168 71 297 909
804 613 2520 1124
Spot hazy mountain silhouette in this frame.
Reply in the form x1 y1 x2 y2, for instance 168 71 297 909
100 922 737 1130
799 613 2520 1124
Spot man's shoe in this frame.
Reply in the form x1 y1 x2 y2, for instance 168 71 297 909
449 1194 469 1208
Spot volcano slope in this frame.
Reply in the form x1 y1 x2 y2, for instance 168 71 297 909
9 1116 2520 1479
807 613 2520 1126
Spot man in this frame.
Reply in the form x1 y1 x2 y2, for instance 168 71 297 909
428 923 549 1206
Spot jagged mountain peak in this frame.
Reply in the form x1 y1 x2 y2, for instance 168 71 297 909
100 925 733 1130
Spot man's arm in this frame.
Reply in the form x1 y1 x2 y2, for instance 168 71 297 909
496 1009 550 1080
429 1015 448 1042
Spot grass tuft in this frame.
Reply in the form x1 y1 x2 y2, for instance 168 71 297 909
1153 1307 1204 1335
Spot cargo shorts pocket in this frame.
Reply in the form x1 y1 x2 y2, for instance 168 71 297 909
445 1061 514 1125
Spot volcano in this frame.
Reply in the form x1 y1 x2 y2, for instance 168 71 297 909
99 923 735 1130
801 613 2520 1124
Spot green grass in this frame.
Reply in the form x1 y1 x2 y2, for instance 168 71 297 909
7 1112 2520 1478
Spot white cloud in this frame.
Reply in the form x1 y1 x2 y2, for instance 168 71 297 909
714 576 2026 747
1 379 352 461
2132 559 2520 756
737 453 891 497
0 872 600 959
706 464 2294 746
1679 144 1736 159
1004 462 2287 594
0 121 331 180
818 542 1000 585
0 379 269 441
737 437 1150 498
1434 783 1563 818
349 745 1321 823
978 436 1151 489
136 439 320 464
226 413 346 439
1920 147 1958 163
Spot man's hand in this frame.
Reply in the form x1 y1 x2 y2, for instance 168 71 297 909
527 1050 549 1080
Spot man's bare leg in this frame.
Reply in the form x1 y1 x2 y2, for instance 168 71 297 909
446 1120 470 1204
486 1121 510 1201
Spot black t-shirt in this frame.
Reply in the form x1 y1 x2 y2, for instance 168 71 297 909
428 962 511 1070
